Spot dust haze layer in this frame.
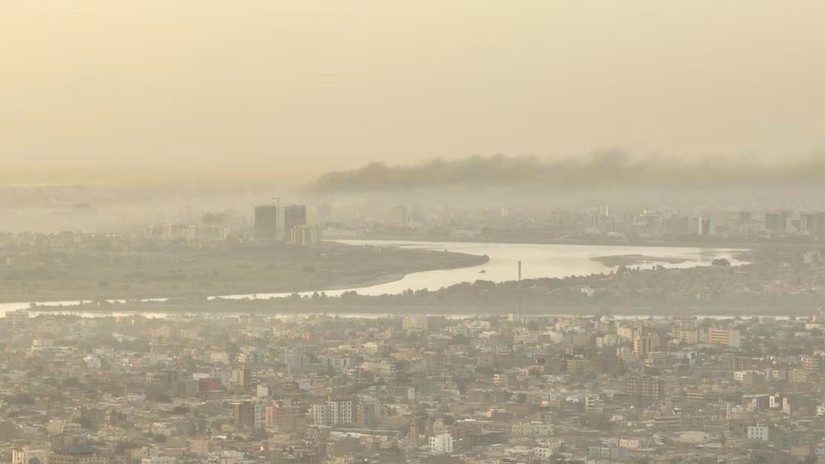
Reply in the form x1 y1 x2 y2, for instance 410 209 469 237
2 1 825 171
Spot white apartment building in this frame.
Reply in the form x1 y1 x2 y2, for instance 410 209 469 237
747 424 770 442
429 432 454 454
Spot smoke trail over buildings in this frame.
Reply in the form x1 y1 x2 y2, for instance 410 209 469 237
312 152 825 193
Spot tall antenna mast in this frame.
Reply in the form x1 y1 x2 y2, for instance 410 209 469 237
517 260 523 315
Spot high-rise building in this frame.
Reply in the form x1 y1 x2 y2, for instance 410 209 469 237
310 403 332 426
632 335 653 358
429 433 454 454
265 405 306 432
698 217 714 236
230 367 252 388
707 328 741 348
233 401 255 429
283 349 307 372
801 212 825 237
5 309 29 326
254 205 278 246
625 375 665 402
765 211 789 234
283 205 307 238
336 400 354 424
310 399 354 426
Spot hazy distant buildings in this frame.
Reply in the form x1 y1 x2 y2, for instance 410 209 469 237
389 205 409 225
802 212 825 237
698 217 714 236
588 207 615 235
283 349 307 372
634 211 663 236
254 204 317 245
402 315 429 331
687 216 715 236
145 223 230 242
287 225 321 246
707 328 741 348
5 309 29 326
316 203 332 223
283 205 307 238
765 211 790 234
664 215 691 235
254 205 278 246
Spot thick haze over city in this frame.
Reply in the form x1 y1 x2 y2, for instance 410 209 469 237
4 3 825 464
3 1 825 182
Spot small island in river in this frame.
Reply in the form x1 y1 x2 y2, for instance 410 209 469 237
591 254 690 267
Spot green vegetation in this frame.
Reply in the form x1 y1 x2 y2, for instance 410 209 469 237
55 244 825 317
0 235 487 303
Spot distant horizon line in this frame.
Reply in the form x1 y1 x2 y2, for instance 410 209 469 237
0 165 322 186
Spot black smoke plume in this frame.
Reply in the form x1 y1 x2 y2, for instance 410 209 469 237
311 152 825 193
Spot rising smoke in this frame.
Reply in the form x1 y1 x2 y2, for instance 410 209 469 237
311 152 825 193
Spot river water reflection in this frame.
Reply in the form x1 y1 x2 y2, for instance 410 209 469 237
0 239 745 316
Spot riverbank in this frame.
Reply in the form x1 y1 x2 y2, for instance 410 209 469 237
590 254 689 267
23 243 806 318
326 233 808 251
2 237 752 310
0 240 488 304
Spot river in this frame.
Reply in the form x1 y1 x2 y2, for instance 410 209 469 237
0 239 745 316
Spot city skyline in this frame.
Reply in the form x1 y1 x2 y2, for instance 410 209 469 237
2 2 825 462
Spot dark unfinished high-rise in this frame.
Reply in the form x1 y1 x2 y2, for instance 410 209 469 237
254 205 278 246
283 205 307 238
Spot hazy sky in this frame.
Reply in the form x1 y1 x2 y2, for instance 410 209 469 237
2 1 824 177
